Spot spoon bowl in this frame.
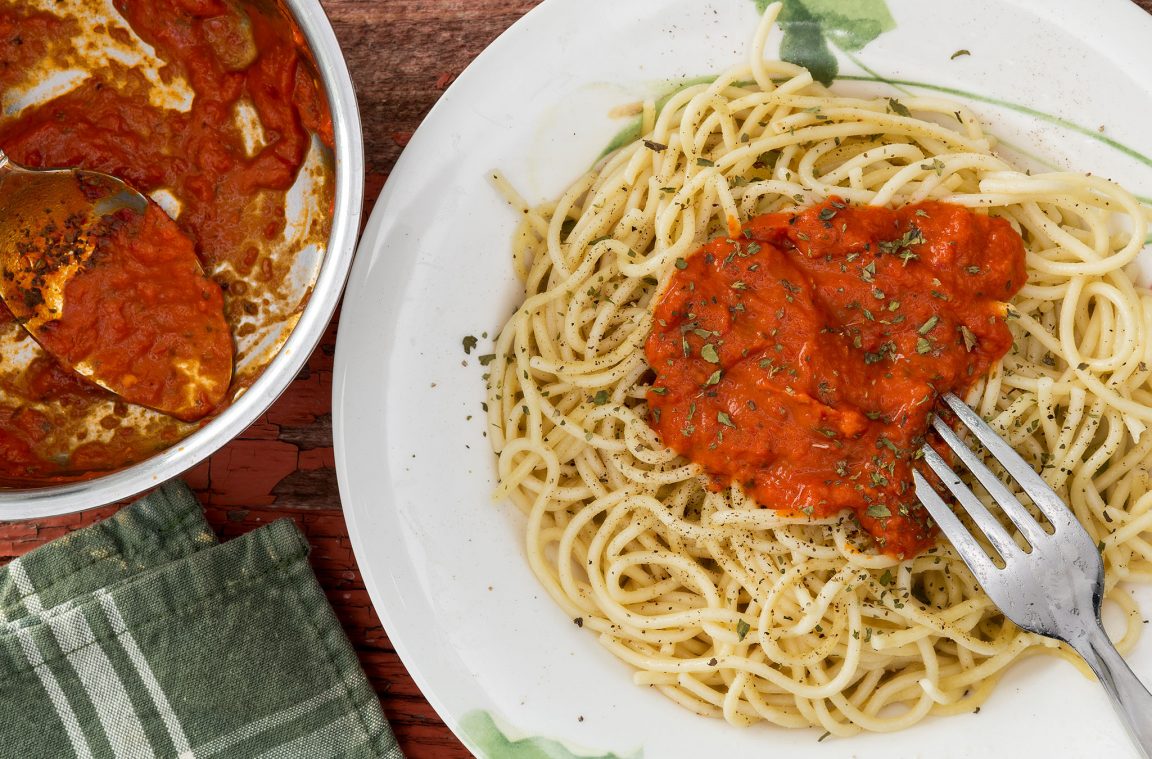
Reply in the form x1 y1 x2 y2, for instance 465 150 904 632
0 151 145 329
0 148 233 422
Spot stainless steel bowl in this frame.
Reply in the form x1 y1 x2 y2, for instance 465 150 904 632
0 0 363 518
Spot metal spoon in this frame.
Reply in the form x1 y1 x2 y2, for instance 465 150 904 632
0 148 233 422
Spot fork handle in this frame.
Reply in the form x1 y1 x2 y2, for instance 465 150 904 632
1074 624 1152 759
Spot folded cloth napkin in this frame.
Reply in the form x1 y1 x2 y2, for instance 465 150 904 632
0 481 402 759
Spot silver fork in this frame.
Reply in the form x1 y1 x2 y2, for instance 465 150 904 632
913 392 1152 758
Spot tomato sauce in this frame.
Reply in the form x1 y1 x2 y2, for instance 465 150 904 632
33 203 234 422
0 0 331 483
645 199 1026 557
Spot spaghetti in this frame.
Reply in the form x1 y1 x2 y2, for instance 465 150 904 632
486 3 1152 734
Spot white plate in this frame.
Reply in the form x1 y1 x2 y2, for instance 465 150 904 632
334 1 1152 756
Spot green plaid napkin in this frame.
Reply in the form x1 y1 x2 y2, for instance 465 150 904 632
0 481 402 759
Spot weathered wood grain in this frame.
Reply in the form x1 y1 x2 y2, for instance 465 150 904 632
2 2 1150 757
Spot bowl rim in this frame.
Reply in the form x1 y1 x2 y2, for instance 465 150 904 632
0 0 364 518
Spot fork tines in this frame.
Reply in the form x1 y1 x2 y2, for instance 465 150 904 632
914 393 1097 571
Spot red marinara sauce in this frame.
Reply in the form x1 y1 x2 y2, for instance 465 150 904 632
645 198 1027 557
34 204 234 422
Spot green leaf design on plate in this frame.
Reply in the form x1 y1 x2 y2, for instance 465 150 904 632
461 710 642 759
600 75 717 157
798 0 896 52
602 0 897 155
777 0 838 85
758 0 895 85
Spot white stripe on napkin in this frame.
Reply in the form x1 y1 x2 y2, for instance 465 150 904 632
188 683 346 758
253 713 363 759
97 589 192 756
48 610 154 759
10 557 44 614
16 627 96 759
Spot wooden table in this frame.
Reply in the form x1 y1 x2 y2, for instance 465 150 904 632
3 1 1150 757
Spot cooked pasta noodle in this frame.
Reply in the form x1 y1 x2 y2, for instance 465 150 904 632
485 3 1152 734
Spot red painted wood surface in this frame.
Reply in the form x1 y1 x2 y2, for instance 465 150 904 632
3 1 1151 757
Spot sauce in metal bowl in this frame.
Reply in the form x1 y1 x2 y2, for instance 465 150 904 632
0 0 362 513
